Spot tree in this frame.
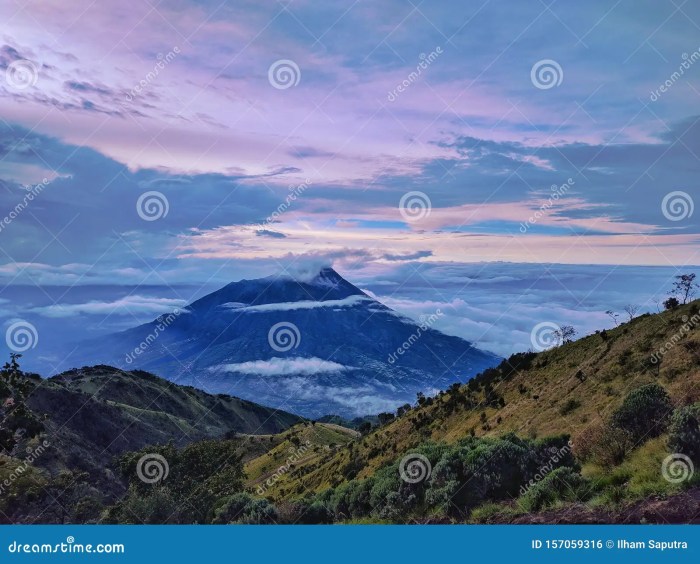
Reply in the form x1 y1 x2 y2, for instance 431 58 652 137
555 325 577 344
611 383 672 443
377 412 395 426
664 297 680 310
668 403 700 464
670 273 698 305
357 421 372 436
605 310 619 326
623 304 640 322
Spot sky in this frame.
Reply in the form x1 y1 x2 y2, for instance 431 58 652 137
0 0 699 366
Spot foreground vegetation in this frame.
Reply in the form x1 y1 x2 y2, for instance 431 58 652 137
0 297 698 523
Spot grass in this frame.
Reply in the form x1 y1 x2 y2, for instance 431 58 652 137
267 301 700 501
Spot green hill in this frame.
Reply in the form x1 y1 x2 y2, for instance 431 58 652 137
1 300 698 524
243 300 699 522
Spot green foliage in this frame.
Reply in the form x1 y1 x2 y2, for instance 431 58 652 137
611 384 672 443
593 424 635 467
311 434 578 522
559 399 581 416
518 467 591 512
212 493 279 524
668 403 700 463
113 439 245 524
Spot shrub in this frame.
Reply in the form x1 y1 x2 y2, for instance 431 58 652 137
592 424 635 467
571 422 604 462
559 399 581 416
668 403 700 463
212 493 279 524
611 384 672 442
518 467 590 512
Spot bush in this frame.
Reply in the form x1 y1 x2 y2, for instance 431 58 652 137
611 384 672 443
278 500 334 524
212 493 278 524
592 424 635 467
668 403 700 463
559 399 581 416
518 467 590 512
572 422 604 462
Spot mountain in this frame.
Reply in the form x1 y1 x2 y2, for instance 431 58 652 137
68 268 500 418
3 301 699 524
17 365 302 483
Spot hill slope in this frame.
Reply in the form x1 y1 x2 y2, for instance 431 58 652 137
6 365 302 486
247 301 700 501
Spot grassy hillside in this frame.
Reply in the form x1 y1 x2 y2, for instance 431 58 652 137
1 300 698 524
0 363 303 522
255 300 699 508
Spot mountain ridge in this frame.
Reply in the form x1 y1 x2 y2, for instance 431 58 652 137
66 268 501 418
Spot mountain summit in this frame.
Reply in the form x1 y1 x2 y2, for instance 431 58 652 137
72 268 500 417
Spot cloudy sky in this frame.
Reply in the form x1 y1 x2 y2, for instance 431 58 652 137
0 0 698 367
